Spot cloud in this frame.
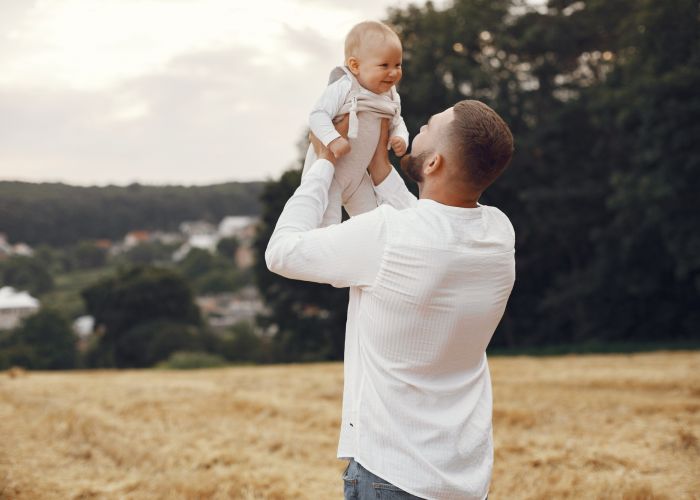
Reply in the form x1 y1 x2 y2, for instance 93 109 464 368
0 42 334 185
0 0 432 185
280 23 337 63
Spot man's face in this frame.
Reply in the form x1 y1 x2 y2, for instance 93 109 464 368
400 107 454 183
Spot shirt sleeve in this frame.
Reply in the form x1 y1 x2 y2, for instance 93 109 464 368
309 78 352 147
265 159 386 289
373 166 418 210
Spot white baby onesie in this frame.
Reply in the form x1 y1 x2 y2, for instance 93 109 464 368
303 66 409 227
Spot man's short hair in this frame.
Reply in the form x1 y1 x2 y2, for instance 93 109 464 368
345 21 400 60
449 100 514 190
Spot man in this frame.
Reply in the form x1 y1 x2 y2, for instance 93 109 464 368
265 100 514 500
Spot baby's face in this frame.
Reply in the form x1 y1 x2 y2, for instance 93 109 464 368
351 38 403 94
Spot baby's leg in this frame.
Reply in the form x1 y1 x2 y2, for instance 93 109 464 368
321 177 343 227
343 172 378 217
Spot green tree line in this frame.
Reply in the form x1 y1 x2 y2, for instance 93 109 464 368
0 180 263 247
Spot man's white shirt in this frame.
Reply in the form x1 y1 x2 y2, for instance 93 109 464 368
265 160 515 500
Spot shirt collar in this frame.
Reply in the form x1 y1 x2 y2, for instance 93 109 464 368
417 198 484 219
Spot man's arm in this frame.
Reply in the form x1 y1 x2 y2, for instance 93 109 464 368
265 129 386 289
368 119 418 210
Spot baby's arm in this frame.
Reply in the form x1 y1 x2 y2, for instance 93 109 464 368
389 115 409 156
309 78 352 158
387 89 409 155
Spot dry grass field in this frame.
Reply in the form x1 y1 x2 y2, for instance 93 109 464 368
1 351 698 500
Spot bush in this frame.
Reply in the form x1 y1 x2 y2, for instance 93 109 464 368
0 343 36 371
220 321 264 363
156 351 228 370
115 320 202 368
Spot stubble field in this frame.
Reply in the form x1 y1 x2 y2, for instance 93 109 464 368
1 351 698 500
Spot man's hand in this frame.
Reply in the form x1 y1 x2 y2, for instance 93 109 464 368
368 118 393 185
309 114 351 166
389 136 407 156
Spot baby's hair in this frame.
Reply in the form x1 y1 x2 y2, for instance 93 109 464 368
344 21 401 60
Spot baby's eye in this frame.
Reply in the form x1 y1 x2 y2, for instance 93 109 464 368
380 64 388 68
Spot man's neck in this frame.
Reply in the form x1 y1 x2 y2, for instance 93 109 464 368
418 183 480 209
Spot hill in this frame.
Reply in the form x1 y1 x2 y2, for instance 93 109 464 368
1 352 698 499
0 180 264 246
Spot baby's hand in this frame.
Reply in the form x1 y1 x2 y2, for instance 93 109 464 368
328 137 351 159
390 136 407 157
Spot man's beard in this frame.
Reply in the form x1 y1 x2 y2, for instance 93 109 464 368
400 151 429 184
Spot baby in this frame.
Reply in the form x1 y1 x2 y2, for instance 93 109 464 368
303 21 409 226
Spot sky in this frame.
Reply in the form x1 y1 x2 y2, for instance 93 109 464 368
0 0 453 186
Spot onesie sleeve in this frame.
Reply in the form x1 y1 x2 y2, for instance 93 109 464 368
388 89 410 148
309 77 352 147
389 115 410 148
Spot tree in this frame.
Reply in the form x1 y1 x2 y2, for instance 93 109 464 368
216 237 240 259
69 241 108 270
5 309 77 370
220 321 265 363
177 247 248 294
178 248 218 280
81 265 203 367
0 255 53 295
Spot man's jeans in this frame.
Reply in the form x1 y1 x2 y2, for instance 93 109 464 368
342 458 424 499
341 458 489 500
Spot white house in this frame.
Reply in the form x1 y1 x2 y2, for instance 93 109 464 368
0 286 40 330
0 234 12 258
0 234 34 259
179 221 216 237
72 315 95 339
218 216 257 239
11 243 34 257
172 233 220 262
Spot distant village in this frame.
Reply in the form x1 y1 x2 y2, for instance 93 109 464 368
0 215 264 337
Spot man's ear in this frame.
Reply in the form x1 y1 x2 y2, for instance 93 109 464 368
425 153 443 176
347 57 360 76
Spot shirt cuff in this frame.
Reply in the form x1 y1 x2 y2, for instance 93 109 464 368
373 166 404 194
320 130 341 147
304 158 335 185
